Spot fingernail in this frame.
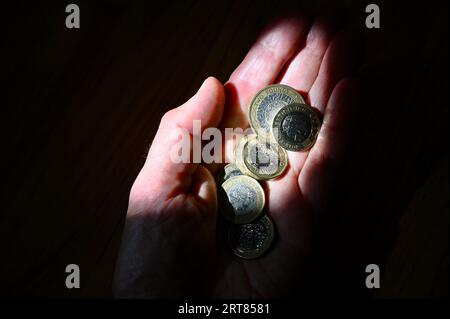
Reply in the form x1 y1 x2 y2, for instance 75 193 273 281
199 77 210 92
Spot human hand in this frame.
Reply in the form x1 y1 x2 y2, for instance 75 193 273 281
113 13 363 298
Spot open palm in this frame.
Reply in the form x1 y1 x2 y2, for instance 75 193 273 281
114 13 362 298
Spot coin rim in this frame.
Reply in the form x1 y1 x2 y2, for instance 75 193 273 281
234 135 259 179
223 163 243 182
249 84 305 137
271 103 321 152
221 175 265 224
228 214 275 259
242 135 288 180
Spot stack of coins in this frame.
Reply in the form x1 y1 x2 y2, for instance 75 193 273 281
217 84 321 259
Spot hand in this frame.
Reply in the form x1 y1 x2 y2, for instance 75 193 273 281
113 13 363 298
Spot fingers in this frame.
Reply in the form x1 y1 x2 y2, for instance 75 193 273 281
222 14 310 128
299 77 362 212
308 29 364 114
279 14 358 174
172 77 225 133
279 12 342 95
292 29 363 175
130 77 225 209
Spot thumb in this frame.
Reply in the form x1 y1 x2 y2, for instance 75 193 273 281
172 76 225 132
129 77 225 211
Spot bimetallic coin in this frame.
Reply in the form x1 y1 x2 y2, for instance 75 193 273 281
228 215 275 259
249 84 305 137
233 135 251 176
221 175 265 224
217 180 236 221
236 135 288 180
271 103 321 152
223 163 243 181
216 163 243 185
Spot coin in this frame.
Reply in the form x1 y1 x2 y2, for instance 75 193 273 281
223 163 243 181
217 180 236 222
216 163 243 185
235 134 287 180
249 84 305 137
228 214 275 259
221 175 265 224
234 135 262 178
271 103 321 152
233 135 250 175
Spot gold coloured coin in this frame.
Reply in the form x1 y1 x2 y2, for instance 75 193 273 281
249 84 305 137
221 175 265 224
228 214 275 259
235 134 287 181
271 103 321 152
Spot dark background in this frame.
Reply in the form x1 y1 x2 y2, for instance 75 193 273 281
1 0 448 298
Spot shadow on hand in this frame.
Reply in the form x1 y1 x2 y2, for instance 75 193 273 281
301 59 448 297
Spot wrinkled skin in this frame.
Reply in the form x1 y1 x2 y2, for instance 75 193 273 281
114 13 363 298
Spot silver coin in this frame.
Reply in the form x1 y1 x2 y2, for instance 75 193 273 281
272 103 321 151
243 135 288 180
249 84 305 137
216 163 243 185
223 163 243 181
228 214 275 259
221 175 265 224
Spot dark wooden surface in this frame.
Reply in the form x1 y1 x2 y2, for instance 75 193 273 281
1 0 448 297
